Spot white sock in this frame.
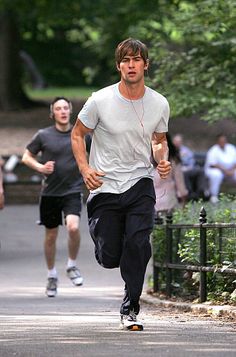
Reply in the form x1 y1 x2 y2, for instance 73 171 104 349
67 258 77 269
47 267 57 279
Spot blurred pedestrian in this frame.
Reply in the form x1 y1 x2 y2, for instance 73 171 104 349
71 38 171 331
3 154 19 183
154 133 188 221
173 134 206 200
0 157 4 209
22 97 84 297
205 133 236 203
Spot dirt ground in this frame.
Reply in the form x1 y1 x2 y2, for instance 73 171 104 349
0 99 235 156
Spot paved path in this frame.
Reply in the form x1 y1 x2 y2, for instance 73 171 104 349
0 205 235 357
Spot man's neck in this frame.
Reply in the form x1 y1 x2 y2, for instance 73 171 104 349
119 80 145 100
55 122 71 132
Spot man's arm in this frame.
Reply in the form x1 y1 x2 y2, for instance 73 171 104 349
151 132 171 179
22 149 55 175
71 119 105 190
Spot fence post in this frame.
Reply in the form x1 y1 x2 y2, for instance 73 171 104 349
218 227 223 264
166 211 173 297
199 207 207 302
153 217 163 293
153 264 159 293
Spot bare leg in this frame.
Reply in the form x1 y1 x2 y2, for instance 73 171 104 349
66 214 80 260
65 215 83 285
44 227 58 269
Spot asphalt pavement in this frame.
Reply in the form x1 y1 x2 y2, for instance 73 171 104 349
0 204 236 357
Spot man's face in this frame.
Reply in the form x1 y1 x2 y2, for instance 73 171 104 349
52 99 71 125
218 135 227 149
173 135 183 149
117 50 148 85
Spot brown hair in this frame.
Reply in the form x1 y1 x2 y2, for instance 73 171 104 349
115 38 149 65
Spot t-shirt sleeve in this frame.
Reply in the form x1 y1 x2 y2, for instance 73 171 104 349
155 99 170 133
26 131 42 155
77 95 99 129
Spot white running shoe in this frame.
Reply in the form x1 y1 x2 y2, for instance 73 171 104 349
67 266 83 286
46 277 58 297
210 195 219 204
120 311 143 331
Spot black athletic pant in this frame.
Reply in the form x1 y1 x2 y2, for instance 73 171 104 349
87 178 155 315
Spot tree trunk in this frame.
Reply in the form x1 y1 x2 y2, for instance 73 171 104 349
0 11 31 110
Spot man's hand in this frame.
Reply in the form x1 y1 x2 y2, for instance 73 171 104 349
223 168 235 177
40 161 55 175
82 166 105 190
157 159 171 179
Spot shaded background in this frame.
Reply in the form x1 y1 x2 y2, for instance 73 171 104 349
0 0 236 155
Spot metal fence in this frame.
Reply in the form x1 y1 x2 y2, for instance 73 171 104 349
152 207 236 302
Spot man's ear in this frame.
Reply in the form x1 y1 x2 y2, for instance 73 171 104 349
116 63 121 72
49 104 54 119
144 59 149 70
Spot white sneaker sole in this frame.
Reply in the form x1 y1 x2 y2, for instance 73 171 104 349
46 290 57 298
68 276 83 286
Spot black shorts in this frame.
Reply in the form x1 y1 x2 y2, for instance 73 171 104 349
39 193 82 229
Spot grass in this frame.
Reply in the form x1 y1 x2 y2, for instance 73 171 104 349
24 86 99 100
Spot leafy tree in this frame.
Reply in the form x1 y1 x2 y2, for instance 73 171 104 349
0 0 158 109
146 0 236 122
0 0 83 109
1 0 235 123
0 8 29 110
66 0 159 85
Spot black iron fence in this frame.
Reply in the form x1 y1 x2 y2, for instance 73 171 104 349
152 207 236 302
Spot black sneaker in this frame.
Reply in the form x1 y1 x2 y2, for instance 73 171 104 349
46 277 58 297
120 310 143 331
66 266 83 286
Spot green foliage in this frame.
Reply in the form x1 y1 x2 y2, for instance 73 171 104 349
152 195 236 302
1 0 236 119
152 225 166 263
25 86 98 100
15 0 159 86
177 229 200 265
172 195 236 224
148 0 236 122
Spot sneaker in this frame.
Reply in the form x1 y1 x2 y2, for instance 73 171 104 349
46 277 58 297
120 310 143 331
66 266 83 286
210 195 219 204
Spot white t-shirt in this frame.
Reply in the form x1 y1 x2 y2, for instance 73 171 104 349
78 82 170 194
205 143 236 171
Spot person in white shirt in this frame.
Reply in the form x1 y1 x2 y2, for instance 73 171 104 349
205 134 236 203
71 38 171 331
